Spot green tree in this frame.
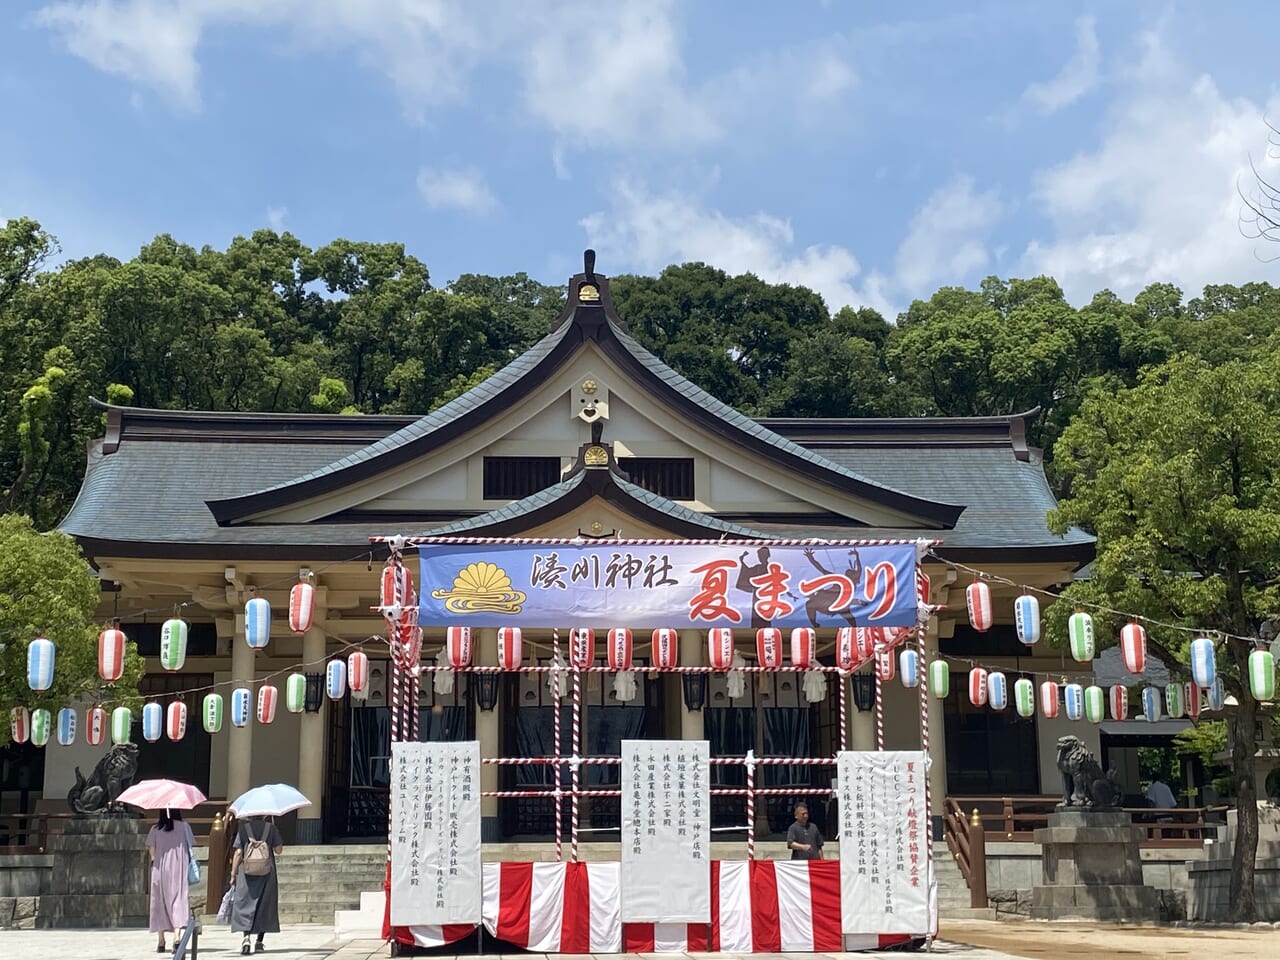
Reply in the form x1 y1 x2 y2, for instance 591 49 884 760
0 514 144 741
1047 352 1280 921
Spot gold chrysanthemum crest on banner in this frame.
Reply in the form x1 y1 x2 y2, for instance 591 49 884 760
430 561 527 615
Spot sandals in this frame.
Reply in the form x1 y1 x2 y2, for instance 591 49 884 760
241 935 252 955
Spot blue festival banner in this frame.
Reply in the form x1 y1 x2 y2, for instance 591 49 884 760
417 542 920 629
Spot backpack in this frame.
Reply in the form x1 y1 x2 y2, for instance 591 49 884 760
241 822 273 877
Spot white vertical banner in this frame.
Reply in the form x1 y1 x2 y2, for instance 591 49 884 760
837 750 930 935
390 741 482 926
620 739 711 922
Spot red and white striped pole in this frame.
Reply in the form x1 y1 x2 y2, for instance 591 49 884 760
745 749 756 860
874 669 885 751
570 655 582 863
838 667 848 752
551 628 563 863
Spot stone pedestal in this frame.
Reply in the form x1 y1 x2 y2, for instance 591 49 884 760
1031 810 1161 921
38 818 150 928
1189 804 1280 921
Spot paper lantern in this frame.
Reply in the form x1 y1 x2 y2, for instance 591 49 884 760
987 671 1008 711
348 651 369 693
142 702 163 742
285 673 307 714
855 627 878 661
1206 676 1225 711
257 685 278 724
1014 595 1041 646
1064 683 1084 720
98 625 127 682
499 627 524 670
875 648 895 682
1164 683 1184 719
87 706 107 745
1248 649 1275 701
57 707 77 746
835 627 857 671
244 596 270 650
1039 681 1060 719
1109 685 1128 721
381 560 413 609
1119 622 1146 676
326 659 347 699
1184 682 1201 719
968 668 988 707
1084 685 1104 723
966 581 993 632
30 708 50 747
708 628 734 671
203 693 223 733
790 628 815 669
1014 678 1035 717
929 660 950 698
446 626 472 668
166 700 187 741
607 628 633 671
1141 686 1162 722
231 688 251 727
27 637 55 692
651 629 678 670
1190 637 1216 690
756 628 783 669
156 617 187 672
110 706 132 744
10 707 29 744
289 580 315 634
1068 612 1095 662
899 648 919 687
569 628 594 669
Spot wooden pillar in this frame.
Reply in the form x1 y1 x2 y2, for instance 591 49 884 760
295 621 327 844
227 613 254 803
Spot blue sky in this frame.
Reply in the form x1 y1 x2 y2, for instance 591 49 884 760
3 1 1279 316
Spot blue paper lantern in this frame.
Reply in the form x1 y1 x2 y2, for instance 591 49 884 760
1189 637 1216 690
326 659 347 699
56 707 77 746
1064 683 1084 720
988 671 1008 710
141 702 163 742
1142 686 1162 722
1206 676 1225 711
27 637 55 692
898 648 919 688
244 596 271 649
231 687 251 727
1013 595 1040 646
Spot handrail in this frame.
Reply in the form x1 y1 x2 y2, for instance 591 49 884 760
946 795 1218 847
942 798 987 908
0 804 232 855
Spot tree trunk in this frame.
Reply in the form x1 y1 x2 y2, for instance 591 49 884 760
1226 639 1259 922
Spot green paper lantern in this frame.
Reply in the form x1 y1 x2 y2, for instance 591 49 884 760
1013 677 1034 717
110 706 132 744
30 708 51 747
1249 649 1275 701
203 693 224 733
1068 611 1095 662
285 672 307 714
1084 685 1105 723
1164 683 1184 719
929 660 950 699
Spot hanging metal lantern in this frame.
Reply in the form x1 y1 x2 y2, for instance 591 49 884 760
445 626 472 668
855 627 878 661
231 688 251 727
326 659 347 699
835 627 857 671
142 702 163 742
966 581 993 632
607 628 633 671
929 660 950 698
27 637 55 692
87 706 107 745
708 628 734 671
57 707 77 746
348 651 369 693
1083 685 1105 723
10 707 30 744
1164 683 1184 719
110 706 132 744
1068 612 1095 662
1248 649 1275 701
203 693 223 733
30 709 50 747
157 618 187 672
651 628 678 669
756 628 783 669
1141 686 1162 722
1014 677 1034 717
790 628 815 669
1109 685 1129 721
285 673 307 714
968 668 988 707
1120 622 1146 676
899 648 919 688
1184 682 1201 719
289 579 315 634
1014 594 1041 646
166 700 187 741
257 685 278 724
1064 683 1084 720
1206 676 1225 711
569 628 594 669
499 627 524 670
987 671 1008 711
1190 637 1216 690
98 624 127 683
875 648 896 682
1040 681 1060 719
244 595 271 650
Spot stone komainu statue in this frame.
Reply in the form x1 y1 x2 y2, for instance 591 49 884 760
1055 735 1123 809
67 743 139 815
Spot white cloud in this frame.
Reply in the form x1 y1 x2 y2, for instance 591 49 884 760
1022 32 1280 302
416 167 498 215
894 175 1003 296
265 205 287 232
1021 15 1100 115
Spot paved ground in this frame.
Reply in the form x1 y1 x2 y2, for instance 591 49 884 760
940 918 1280 960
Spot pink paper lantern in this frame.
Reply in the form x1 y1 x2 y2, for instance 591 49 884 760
968 668 989 707
966 581 993 632
348 651 369 693
289 580 315 634
98 625 127 683
1120 622 1147 676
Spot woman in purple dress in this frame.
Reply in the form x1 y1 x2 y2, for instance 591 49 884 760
146 809 194 952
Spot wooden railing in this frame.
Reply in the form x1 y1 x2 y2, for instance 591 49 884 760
946 795 1221 848
942 797 988 908
0 803 232 855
